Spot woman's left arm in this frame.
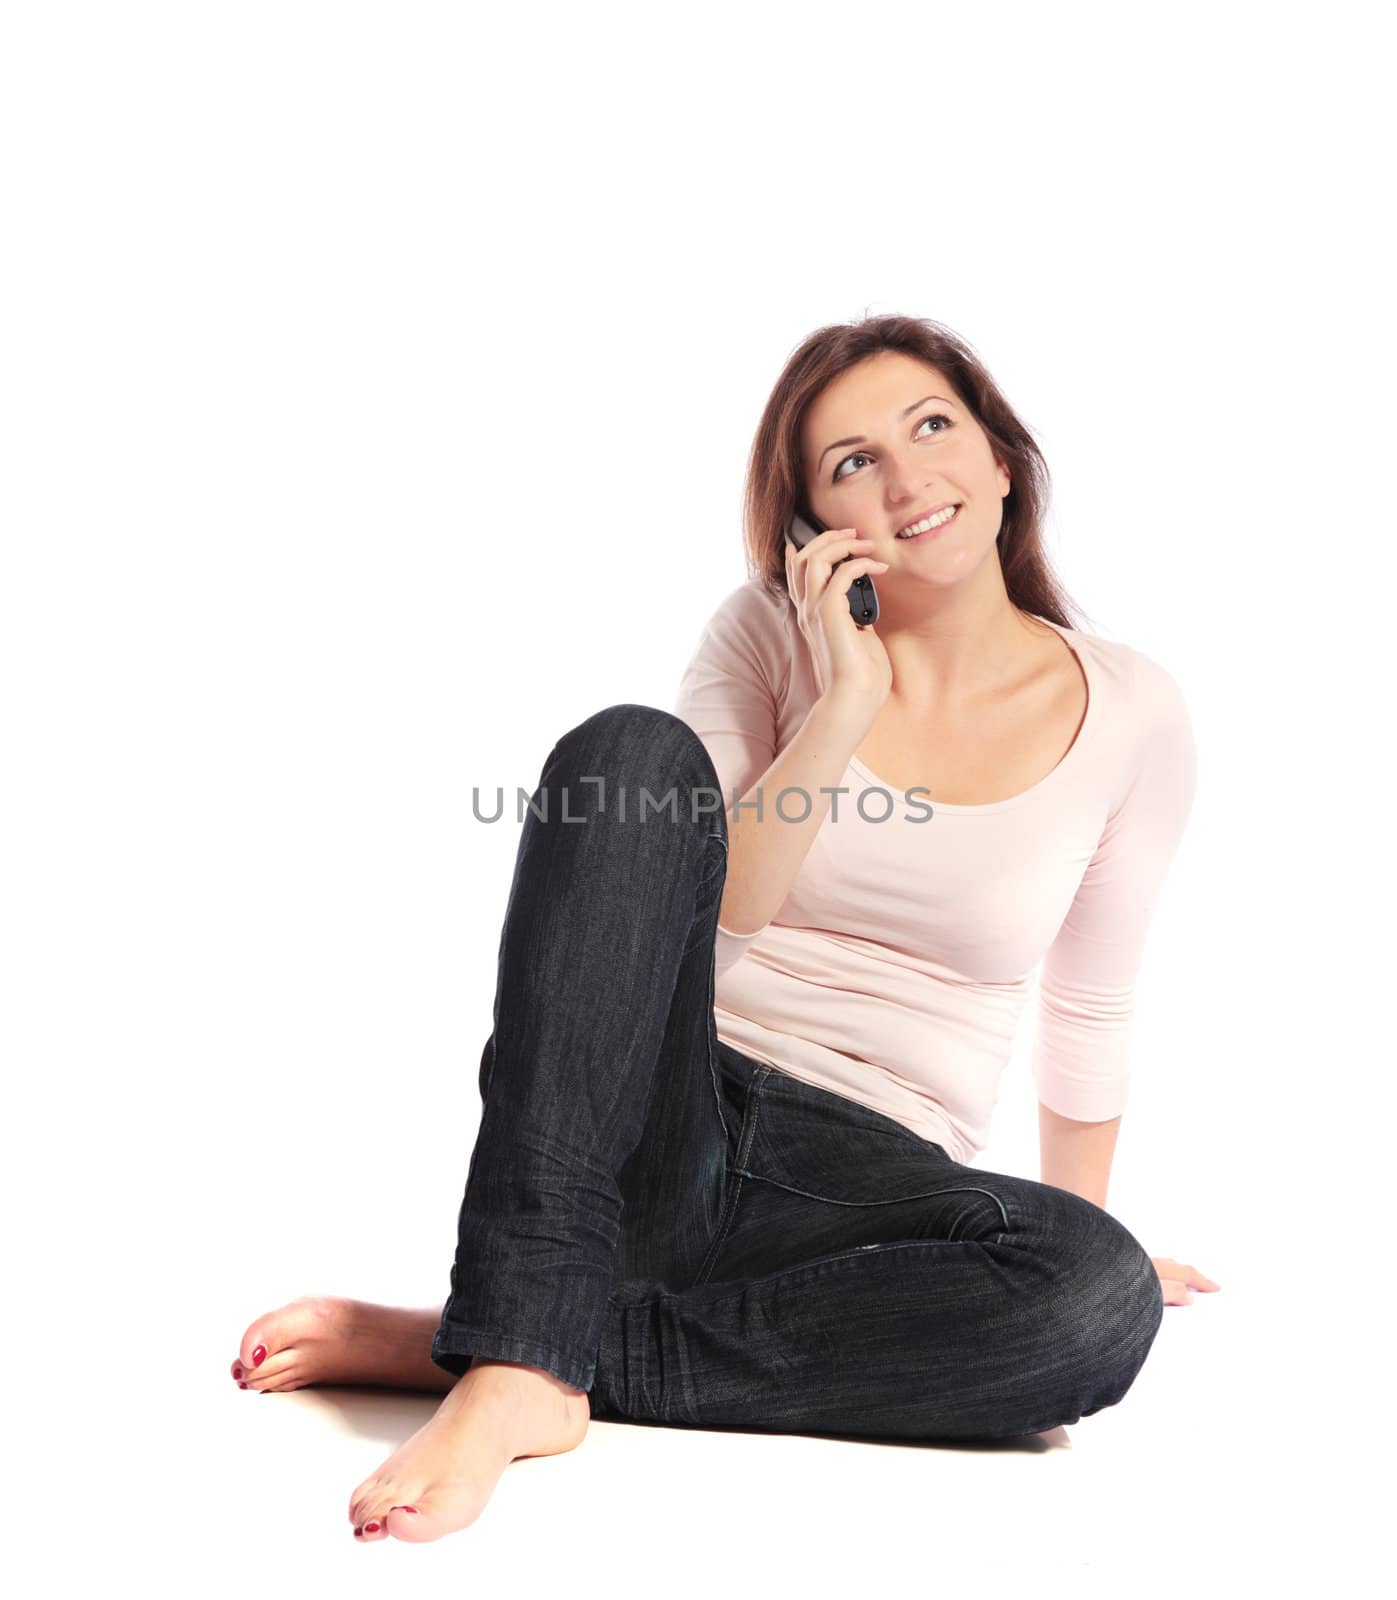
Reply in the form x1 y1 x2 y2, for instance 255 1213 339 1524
1038 1101 1120 1209
1032 650 1196 1127
1031 653 1218 1304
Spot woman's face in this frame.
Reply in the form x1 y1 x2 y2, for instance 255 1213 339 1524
800 350 1011 583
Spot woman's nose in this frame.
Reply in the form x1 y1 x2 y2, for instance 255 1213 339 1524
886 476 934 515
882 453 930 501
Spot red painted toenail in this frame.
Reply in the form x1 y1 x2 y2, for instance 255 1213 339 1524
353 1527 362 1537
239 1382 248 1389
252 1346 266 1366
232 1366 243 1379
364 1522 380 1534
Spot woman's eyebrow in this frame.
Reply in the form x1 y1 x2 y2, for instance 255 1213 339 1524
817 395 957 470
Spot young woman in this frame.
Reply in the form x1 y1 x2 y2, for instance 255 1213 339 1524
230 314 1218 1544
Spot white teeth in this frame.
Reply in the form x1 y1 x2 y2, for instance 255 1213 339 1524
897 504 959 538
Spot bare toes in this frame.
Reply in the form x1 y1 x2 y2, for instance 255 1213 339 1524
385 1505 428 1542
352 1503 431 1543
349 1482 381 1528
239 1299 322 1376
243 1353 297 1389
239 1335 271 1372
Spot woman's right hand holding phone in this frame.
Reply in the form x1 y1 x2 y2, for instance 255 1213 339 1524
785 529 893 713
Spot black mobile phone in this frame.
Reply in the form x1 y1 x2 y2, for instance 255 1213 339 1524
787 510 879 628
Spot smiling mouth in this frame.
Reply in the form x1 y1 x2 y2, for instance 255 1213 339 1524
895 504 962 540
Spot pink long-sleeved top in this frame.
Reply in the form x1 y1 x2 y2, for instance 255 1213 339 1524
672 578 1197 1164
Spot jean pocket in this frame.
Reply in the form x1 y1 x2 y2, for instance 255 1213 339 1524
733 1064 971 1207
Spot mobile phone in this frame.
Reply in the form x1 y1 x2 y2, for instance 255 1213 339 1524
787 511 879 628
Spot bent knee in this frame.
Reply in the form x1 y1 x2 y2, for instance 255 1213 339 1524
551 703 722 798
1032 1189 1160 1339
1063 1207 1161 1362
565 702 690 749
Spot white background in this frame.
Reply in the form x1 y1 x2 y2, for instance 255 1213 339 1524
4 1 1391 1593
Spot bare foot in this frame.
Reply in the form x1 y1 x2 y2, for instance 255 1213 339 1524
230 1295 456 1394
347 1358 590 1543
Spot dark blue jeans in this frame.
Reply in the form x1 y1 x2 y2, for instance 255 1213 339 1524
431 703 1164 1441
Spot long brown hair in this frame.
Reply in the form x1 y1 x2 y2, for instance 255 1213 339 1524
742 312 1093 632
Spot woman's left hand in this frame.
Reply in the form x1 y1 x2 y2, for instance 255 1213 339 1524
1150 1256 1221 1305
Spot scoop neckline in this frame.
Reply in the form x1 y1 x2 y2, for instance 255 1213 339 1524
844 615 1097 816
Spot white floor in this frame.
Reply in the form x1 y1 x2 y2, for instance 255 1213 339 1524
40 1232 1377 1600
22 1038 1384 1599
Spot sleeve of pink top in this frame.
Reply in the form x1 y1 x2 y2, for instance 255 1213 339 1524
672 585 786 975
1032 652 1199 1122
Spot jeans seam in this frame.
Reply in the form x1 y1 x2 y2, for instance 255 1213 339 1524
700 838 731 1151
691 1064 773 1287
727 1169 1012 1231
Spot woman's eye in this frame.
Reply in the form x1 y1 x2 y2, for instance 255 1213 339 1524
832 413 952 482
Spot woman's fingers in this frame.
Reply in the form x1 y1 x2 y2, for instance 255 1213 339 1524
785 538 804 608
1150 1256 1222 1306
818 555 888 621
1152 1256 1222 1291
796 532 875 609
801 530 874 576
787 523 893 704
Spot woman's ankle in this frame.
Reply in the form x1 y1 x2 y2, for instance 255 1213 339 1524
466 1356 587 1399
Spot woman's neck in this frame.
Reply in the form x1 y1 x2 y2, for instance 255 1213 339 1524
873 586 1050 711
